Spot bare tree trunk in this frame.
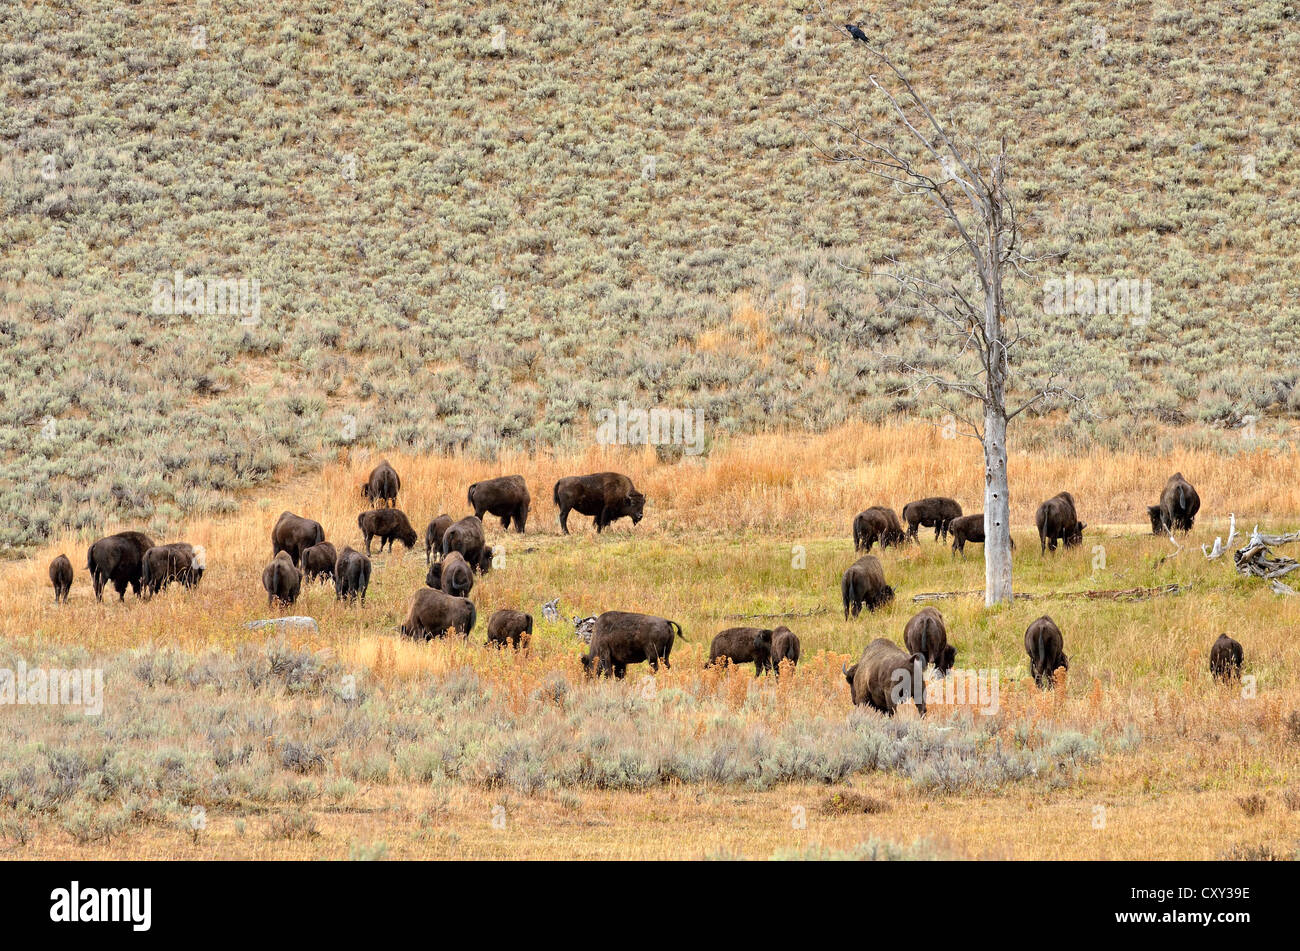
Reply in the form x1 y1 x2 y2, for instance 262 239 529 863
983 406 1013 606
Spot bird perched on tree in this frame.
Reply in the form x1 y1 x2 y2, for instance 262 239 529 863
845 23 869 44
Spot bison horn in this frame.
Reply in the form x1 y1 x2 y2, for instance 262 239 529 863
841 662 849 677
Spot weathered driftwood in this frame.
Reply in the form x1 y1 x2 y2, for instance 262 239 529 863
1202 514 1238 559
1233 527 1300 595
913 584 1191 603
718 606 830 620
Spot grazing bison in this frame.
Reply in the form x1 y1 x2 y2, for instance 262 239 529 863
947 514 1015 555
707 627 774 676
468 475 530 533
261 551 302 608
141 543 205 597
358 508 418 554
841 555 895 618
580 611 684 678
424 514 453 564
1148 473 1200 534
426 550 474 598
853 506 905 551
334 546 371 603
49 554 73 604
271 512 325 567
843 639 927 716
301 542 338 584
554 472 645 534
770 625 801 675
87 531 156 602
1209 633 1243 682
903 606 956 674
361 460 401 507
902 497 963 543
441 516 487 569
1035 492 1085 554
399 587 477 640
1024 615 1069 688
486 609 533 649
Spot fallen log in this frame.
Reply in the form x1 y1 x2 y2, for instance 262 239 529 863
1233 527 1300 594
913 583 1191 603
717 606 830 620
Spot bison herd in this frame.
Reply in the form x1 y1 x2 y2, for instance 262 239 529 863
46 465 1249 705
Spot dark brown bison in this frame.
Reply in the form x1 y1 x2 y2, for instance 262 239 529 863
468 475 530 533
361 460 400 507
486 609 533 649
261 551 302 608
1024 615 1069 688
1209 633 1243 682
902 497 963 542
554 472 645 534
87 531 156 602
358 507 418 554
770 625 801 675
271 512 325 567
301 542 338 583
49 554 72 604
853 506 905 551
424 514 452 564
426 550 474 598
843 639 927 716
1035 492 1085 554
903 606 955 674
1148 473 1200 534
141 543 205 597
441 516 487 569
947 514 1016 555
580 611 684 678
841 555 895 618
334 546 371 603
399 587 477 640
707 627 774 676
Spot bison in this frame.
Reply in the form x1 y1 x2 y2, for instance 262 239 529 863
141 543 205 597
903 606 955 674
87 531 156 602
1024 615 1069 688
426 549 474 598
49 554 73 604
424 514 453 564
361 460 401 507
707 627 774 676
1209 633 1243 682
441 515 487 569
580 611 684 678
468 475 530 533
358 508 418 554
271 512 324 567
843 639 927 716
554 472 645 534
399 587 477 640
1035 492 1085 554
486 609 533 649
1149 473 1200 534
770 625 801 675
841 555 895 618
853 506 905 551
261 551 302 608
301 542 338 584
948 514 1016 556
334 546 371 603
902 497 963 543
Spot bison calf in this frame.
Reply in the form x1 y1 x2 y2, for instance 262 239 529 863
334 546 371 603
358 507 418 555
262 551 302 608
301 542 338 584
841 555 894 618
1024 615 1069 688
49 554 73 604
853 506 905 551
1209 633 1243 682
468 475 530 533
400 587 476 640
770 625 801 676
580 611 684 678
707 627 774 676
903 606 955 674
844 639 927 716
441 516 488 569
424 514 452 564
361 460 401 507
427 550 474 598
486 610 533 649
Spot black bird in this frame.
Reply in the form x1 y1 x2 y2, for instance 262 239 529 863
845 23 869 44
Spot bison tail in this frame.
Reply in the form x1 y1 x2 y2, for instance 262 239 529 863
552 482 561 506
669 620 685 641
525 615 534 638
467 483 476 507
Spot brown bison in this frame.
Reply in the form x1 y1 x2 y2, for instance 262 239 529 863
399 587 477 640
1148 473 1200 534
261 551 302 608
334 546 371 603
1024 615 1069 688
426 549 474 598
141 543 205 597
361 460 400 507
903 606 955 674
358 508 418 554
301 542 338 583
902 497 963 542
841 555 895 618
770 625 801 675
424 514 452 564
486 609 533 649
271 512 325 567
554 472 645 534
468 475 530 533
947 514 1016 555
441 515 488 569
49 554 73 604
1035 492 1085 554
1209 633 1243 682
87 531 156 602
580 611 684 678
707 627 774 676
843 639 927 716
853 506 905 551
